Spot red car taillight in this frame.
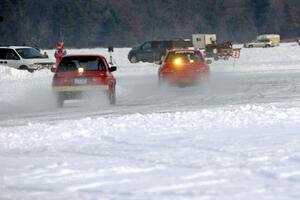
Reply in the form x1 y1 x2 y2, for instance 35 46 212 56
91 77 103 84
161 64 175 73
91 73 108 84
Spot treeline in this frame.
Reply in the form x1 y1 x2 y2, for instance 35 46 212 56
0 0 300 48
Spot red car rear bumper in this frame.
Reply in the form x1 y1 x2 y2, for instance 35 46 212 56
53 84 110 92
160 71 208 85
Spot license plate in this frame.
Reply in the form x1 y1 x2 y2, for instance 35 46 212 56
74 78 87 85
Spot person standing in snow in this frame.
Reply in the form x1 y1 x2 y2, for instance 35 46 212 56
297 38 300 46
54 42 67 66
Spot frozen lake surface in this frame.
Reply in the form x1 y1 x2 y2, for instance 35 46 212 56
1 43 300 199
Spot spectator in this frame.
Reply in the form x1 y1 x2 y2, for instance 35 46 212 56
54 42 67 66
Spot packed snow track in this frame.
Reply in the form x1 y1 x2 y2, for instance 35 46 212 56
1 44 300 199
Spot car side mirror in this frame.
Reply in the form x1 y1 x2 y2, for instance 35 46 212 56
206 60 212 65
50 67 56 73
109 66 117 72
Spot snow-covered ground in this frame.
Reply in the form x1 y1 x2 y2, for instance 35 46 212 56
1 43 300 199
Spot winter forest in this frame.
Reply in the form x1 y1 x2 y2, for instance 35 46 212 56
0 0 300 47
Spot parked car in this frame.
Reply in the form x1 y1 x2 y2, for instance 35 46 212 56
0 46 54 72
128 40 192 63
256 34 280 46
52 54 117 107
244 38 275 48
158 49 210 86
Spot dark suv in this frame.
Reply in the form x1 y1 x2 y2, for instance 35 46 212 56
128 40 192 63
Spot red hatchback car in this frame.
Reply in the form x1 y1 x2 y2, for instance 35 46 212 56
52 55 117 107
158 49 210 86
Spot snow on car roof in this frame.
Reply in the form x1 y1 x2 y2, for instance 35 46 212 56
0 46 34 49
63 54 106 58
170 49 199 54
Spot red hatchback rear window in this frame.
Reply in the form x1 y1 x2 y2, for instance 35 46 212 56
166 51 203 63
57 57 106 72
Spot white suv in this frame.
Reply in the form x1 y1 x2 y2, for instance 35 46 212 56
0 46 55 72
244 39 274 48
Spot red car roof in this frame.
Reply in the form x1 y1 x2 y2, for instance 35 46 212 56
168 49 200 53
62 54 107 60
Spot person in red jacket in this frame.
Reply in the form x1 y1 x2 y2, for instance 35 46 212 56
54 42 67 66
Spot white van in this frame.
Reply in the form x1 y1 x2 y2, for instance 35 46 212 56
0 46 54 72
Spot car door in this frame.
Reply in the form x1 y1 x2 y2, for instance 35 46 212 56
256 40 265 47
0 48 21 69
262 39 270 47
158 42 173 61
140 42 153 61
153 42 165 62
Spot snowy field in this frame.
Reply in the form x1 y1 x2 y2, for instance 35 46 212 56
1 43 300 199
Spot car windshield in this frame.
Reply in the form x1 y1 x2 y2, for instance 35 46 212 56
57 57 106 72
16 48 45 59
166 51 203 63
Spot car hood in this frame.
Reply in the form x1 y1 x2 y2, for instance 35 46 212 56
131 45 140 50
245 41 254 45
30 58 55 64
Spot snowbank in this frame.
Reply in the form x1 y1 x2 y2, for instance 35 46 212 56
0 65 53 108
1 105 300 199
1 104 300 144
0 64 52 81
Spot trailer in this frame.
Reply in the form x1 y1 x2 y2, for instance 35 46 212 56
192 34 217 49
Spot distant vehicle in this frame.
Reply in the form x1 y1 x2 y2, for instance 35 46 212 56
158 49 210 86
257 34 280 46
244 38 275 48
205 41 234 60
244 34 280 48
192 34 217 49
0 46 54 72
51 55 117 107
128 40 192 63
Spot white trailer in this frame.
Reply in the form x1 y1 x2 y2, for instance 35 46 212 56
192 34 217 49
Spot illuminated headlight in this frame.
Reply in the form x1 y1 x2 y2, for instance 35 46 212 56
174 58 183 65
78 67 85 73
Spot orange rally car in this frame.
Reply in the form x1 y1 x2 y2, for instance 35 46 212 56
158 49 210 86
